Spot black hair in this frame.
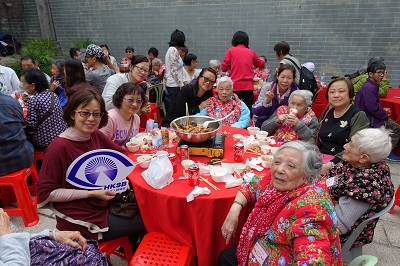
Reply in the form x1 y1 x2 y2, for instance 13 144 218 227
168 29 186 47
148 47 159 58
112 83 147 108
183 53 197 66
260 55 267 63
277 64 296 80
69 48 80 58
325 77 355 101
20 54 37 64
231 31 249 48
125 46 134 52
274 41 291 57
21 68 49 93
100 44 109 51
367 61 386 74
193 67 217 95
65 59 86 94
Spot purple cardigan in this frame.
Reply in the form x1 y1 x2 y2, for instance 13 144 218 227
354 78 388 128
252 81 298 128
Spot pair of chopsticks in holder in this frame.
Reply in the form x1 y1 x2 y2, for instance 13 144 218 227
200 176 220 191
185 102 190 126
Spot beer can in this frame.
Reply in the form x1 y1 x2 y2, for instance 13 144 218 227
161 127 169 146
188 164 200 186
180 144 189 161
167 153 178 173
234 143 244 162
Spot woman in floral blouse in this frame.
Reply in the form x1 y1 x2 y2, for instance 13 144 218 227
217 141 342 266
197 76 250 128
325 128 394 250
261 90 318 144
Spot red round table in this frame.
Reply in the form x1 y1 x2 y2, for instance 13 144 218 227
127 126 271 266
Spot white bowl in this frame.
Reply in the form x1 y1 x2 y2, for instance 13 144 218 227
137 155 153 169
210 166 228 183
233 163 246 174
181 159 195 177
260 145 271 155
247 127 260 136
232 134 243 144
221 163 234 174
259 138 271 146
261 155 273 168
256 131 268 140
126 142 140 152
156 151 168 157
270 147 280 155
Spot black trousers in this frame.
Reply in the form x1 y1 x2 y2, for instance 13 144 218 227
216 245 238 266
234 90 254 118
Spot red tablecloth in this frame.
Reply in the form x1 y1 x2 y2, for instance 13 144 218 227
127 127 271 266
380 88 400 124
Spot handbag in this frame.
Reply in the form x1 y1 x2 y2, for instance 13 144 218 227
108 187 139 219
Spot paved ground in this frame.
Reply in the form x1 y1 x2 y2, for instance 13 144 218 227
9 160 400 266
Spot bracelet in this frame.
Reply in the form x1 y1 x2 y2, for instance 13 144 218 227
233 200 244 208
52 229 58 241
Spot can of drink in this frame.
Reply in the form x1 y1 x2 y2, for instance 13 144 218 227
289 108 298 117
161 127 169 146
167 153 178 173
234 143 244 162
180 144 189 161
188 164 200 186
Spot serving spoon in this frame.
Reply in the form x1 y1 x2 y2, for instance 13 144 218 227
202 111 235 128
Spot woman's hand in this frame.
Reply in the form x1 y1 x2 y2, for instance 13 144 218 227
266 83 276 103
320 162 333 176
221 205 241 244
276 114 288 124
88 190 116 201
50 81 60 92
0 209 12 237
54 231 88 251
199 99 211 110
286 114 300 127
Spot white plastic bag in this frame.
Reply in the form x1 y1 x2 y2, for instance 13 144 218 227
141 154 173 189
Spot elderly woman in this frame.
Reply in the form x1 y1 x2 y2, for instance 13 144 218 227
312 77 370 175
21 68 67 151
252 64 298 128
161 67 217 127
325 128 394 249
198 76 250 128
100 83 147 146
36 89 146 242
217 141 342 265
261 90 318 144
209 59 222 77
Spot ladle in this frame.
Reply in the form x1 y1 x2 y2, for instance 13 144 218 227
202 111 234 128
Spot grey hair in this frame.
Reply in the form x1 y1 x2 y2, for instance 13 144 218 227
354 127 392 163
152 58 162 66
217 76 233 89
273 140 322 182
209 59 221 68
288 90 313 107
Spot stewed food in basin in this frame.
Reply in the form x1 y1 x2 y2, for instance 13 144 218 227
171 116 221 143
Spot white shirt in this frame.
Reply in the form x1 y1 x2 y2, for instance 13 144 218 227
0 65 20 93
165 47 184 87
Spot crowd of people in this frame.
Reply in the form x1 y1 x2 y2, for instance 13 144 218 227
0 28 397 265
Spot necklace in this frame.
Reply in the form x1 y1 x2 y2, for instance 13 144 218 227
83 138 97 152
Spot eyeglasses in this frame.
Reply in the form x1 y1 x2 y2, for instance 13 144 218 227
134 66 149 74
74 110 103 118
200 75 216 84
124 98 144 105
375 71 385 76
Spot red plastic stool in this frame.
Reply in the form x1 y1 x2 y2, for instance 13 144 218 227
389 185 400 214
33 150 44 173
140 103 161 128
0 165 39 226
130 232 193 266
99 236 133 262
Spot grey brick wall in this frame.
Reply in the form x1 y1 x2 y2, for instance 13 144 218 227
2 0 400 86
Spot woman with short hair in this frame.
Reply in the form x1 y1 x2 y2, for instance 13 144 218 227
218 140 342 265
261 90 318 144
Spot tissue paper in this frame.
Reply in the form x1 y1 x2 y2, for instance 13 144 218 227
186 186 211 202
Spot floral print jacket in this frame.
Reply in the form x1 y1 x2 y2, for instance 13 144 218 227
239 175 342 265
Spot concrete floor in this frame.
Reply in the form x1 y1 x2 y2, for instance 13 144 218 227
9 159 400 266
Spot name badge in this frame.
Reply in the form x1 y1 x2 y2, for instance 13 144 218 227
326 176 338 188
251 239 268 265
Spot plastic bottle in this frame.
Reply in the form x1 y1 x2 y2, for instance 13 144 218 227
215 107 222 133
151 123 162 148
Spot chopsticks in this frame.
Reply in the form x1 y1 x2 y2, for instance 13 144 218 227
200 176 220 191
185 102 190 126
134 154 157 165
246 151 262 156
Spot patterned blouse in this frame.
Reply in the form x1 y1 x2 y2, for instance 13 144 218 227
239 175 342 265
25 90 67 149
327 160 394 247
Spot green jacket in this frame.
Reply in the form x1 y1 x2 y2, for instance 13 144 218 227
352 73 389 98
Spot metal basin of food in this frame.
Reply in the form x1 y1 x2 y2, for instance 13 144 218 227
171 115 221 143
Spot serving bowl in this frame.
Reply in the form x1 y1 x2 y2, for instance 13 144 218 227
126 141 140 152
171 116 221 143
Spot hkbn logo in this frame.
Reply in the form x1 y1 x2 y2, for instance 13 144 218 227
66 149 135 193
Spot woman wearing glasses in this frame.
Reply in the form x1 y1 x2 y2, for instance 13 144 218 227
102 55 150 110
162 67 217 127
100 83 147 146
36 89 146 243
